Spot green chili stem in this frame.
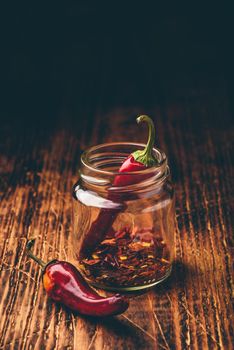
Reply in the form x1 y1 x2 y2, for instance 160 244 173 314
132 115 158 167
136 115 156 158
26 239 46 269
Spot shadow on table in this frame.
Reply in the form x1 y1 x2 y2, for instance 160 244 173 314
152 260 199 294
83 313 155 347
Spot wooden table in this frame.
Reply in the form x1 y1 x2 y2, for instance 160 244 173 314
0 86 233 349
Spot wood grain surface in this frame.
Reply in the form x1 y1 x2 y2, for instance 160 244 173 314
0 78 233 349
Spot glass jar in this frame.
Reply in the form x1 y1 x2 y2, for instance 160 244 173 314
72 142 175 291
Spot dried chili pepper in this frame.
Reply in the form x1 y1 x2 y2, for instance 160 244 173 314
26 239 129 317
79 115 159 257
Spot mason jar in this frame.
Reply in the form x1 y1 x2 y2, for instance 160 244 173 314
72 142 175 291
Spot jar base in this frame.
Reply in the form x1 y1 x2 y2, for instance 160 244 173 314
89 266 172 292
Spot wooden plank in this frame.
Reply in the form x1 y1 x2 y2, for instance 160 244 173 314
0 84 233 349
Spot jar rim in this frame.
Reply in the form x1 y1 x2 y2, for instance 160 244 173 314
81 142 167 177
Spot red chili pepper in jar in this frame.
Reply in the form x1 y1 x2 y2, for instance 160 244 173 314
113 115 158 186
26 240 129 317
79 115 159 257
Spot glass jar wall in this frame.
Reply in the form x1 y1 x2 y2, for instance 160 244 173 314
72 142 175 291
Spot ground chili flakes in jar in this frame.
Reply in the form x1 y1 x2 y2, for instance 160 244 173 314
79 227 171 289
72 141 175 292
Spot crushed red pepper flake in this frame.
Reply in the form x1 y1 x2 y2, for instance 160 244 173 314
119 256 127 261
83 259 100 266
92 254 99 259
101 238 116 246
79 227 171 287
128 242 143 252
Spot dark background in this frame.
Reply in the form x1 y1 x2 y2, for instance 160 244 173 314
0 3 233 129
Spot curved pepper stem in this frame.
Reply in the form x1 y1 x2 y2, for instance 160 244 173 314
132 115 158 167
26 239 47 269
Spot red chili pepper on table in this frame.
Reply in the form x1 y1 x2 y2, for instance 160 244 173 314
26 240 129 317
79 115 159 258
